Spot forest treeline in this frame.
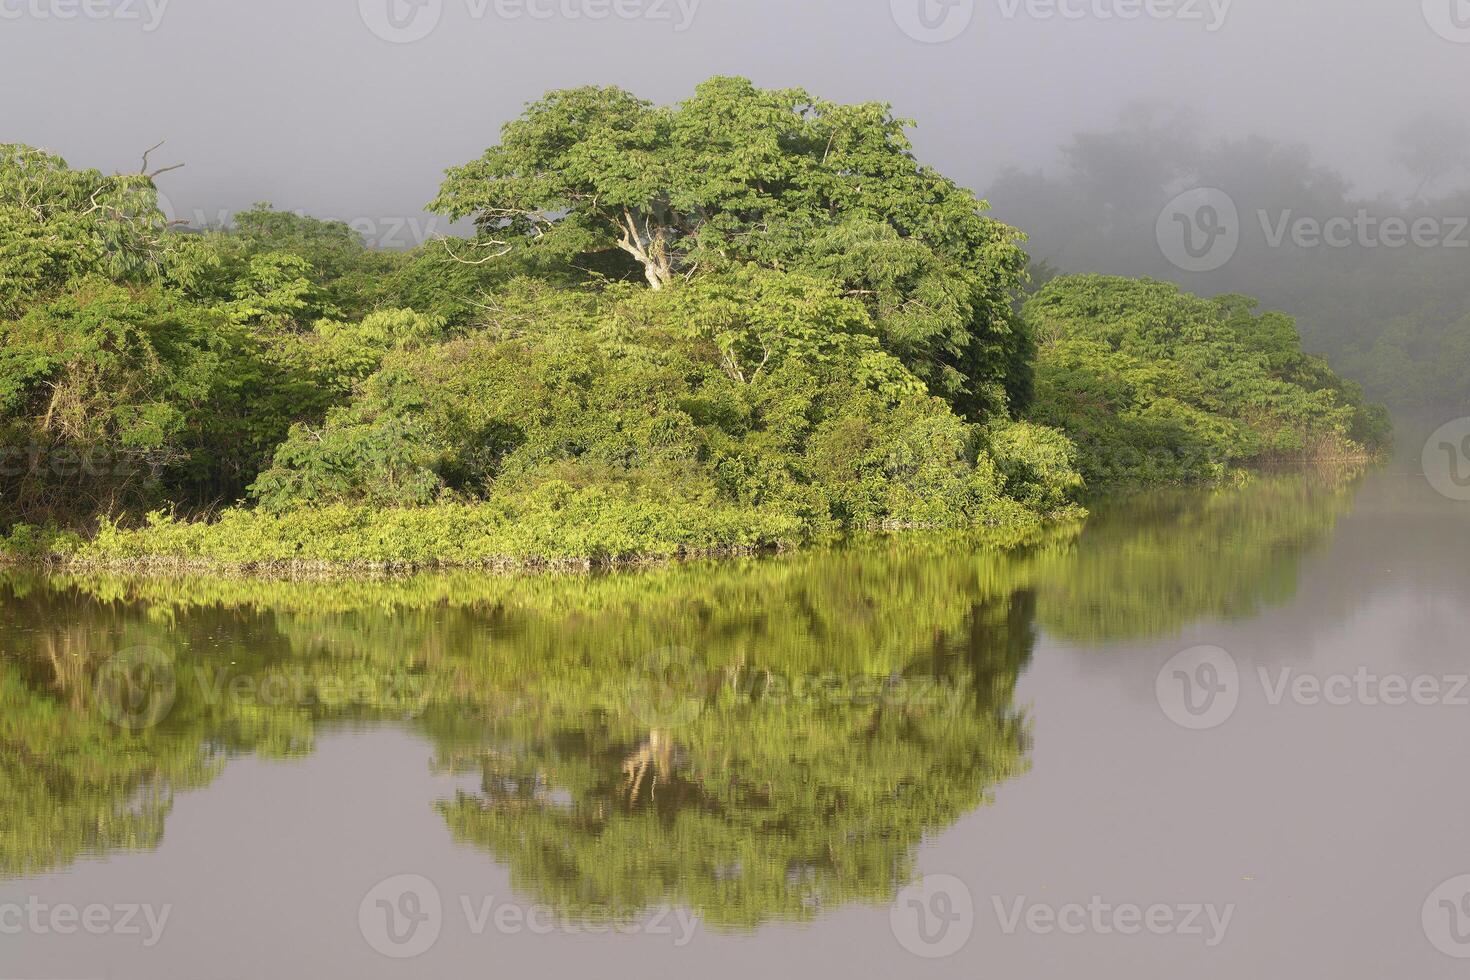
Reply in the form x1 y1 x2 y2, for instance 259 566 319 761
988 105 1470 417
0 78 1385 568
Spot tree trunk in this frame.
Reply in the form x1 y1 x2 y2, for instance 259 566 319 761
618 209 676 290
645 262 669 290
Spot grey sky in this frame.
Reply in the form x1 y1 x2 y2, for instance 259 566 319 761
2 0 1466 231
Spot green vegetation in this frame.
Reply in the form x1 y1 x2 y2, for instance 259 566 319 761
76 491 803 570
428 76 1034 420
0 79 1385 569
1025 275 1388 487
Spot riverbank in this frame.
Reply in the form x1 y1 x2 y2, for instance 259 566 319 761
4 489 1081 574
4 459 1383 576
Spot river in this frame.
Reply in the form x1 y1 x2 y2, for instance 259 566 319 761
2 464 1466 978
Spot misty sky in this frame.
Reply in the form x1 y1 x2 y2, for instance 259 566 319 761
3 0 1466 231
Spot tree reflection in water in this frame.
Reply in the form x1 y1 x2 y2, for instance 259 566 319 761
0 471 1361 927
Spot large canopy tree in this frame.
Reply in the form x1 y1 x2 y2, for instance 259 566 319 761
430 76 1034 419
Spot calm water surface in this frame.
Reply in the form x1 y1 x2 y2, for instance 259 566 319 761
2 467 1467 978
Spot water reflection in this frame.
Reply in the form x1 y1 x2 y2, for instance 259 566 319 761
1031 472 1362 641
0 471 1362 927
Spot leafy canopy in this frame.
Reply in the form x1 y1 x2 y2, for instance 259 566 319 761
431 77 1033 419
0 144 170 318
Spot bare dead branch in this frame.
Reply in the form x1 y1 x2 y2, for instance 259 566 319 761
437 235 514 265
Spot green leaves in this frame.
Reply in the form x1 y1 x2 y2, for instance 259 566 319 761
1024 275 1382 488
225 271 1082 554
430 77 1030 418
0 144 169 318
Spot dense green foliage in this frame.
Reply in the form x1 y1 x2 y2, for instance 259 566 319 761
77 491 803 569
430 76 1034 420
1024 276 1388 487
0 144 169 316
0 177 446 518
0 80 1386 567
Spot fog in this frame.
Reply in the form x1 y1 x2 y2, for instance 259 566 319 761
3 0 1464 219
